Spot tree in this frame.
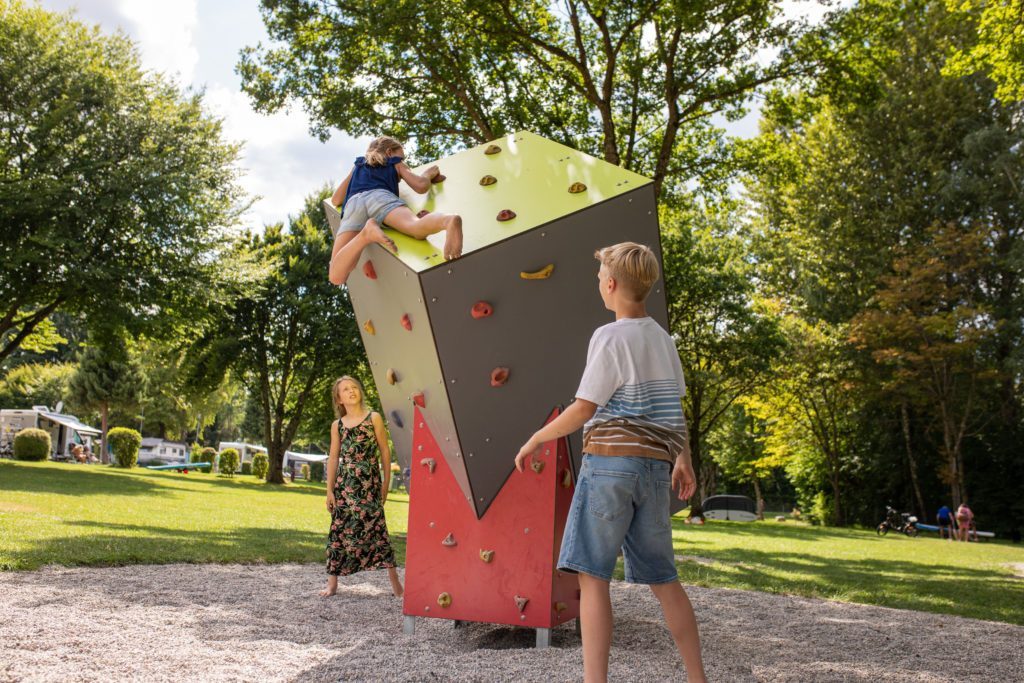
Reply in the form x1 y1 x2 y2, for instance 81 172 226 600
662 210 784 512
68 334 146 463
0 1 245 365
0 362 74 411
239 0 818 197
710 404 782 519
944 0 1024 102
186 190 365 484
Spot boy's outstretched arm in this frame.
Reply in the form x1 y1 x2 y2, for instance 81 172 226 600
514 399 598 472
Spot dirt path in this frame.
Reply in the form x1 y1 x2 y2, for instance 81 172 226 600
1 564 1020 682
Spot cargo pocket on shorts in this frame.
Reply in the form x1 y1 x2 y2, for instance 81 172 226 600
588 470 637 522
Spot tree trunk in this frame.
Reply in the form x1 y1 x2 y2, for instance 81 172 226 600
266 441 285 484
686 425 705 517
900 402 926 517
830 470 844 526
100 402 109 465
752 478 764 521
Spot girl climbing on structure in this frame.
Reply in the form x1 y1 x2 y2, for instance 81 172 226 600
321 375 403 598
328 136 463 285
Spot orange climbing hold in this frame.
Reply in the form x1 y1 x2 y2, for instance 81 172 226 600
553 602 567 614
420 457 436 473
485 144 501 155
479 175 497 186
496 209 516 222
490 367 510 387
479 549 494 563
363 320 376 335
531 460 545 474
437 592 452 608
386 368 398 385
363 260 377 279
401 314 412 331
471 301 493 319
561 468 572 488
431 173 446 184
412 391 425 408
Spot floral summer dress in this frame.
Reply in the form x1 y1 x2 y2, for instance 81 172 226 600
325 412 397 576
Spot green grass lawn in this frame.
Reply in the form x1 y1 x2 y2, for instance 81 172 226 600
2 460 1023 626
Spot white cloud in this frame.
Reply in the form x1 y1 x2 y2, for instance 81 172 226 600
116 0 199 82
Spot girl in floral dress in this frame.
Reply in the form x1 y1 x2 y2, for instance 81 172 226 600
320 375 403 597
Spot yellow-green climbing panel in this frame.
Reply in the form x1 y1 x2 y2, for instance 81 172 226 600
388 131 652 273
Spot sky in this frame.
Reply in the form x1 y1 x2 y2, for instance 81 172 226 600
38 1 831 230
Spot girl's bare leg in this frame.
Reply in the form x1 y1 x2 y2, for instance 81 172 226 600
387 567 404 597
650 580 707 683
383 206 463 260
319 574 338 597
328 220 397 285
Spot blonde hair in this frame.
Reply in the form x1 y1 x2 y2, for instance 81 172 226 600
594 242 660 301
332 375 367 418
365 136 403 167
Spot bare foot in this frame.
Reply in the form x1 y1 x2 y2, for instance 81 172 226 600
443 215 463 260
361 218 398 254
319 578 338 597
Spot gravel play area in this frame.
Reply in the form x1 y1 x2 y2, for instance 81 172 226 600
1 564 1020 682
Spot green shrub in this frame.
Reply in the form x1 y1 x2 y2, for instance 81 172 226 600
300 463 311 481
108 428 142 468
218 448 239 477
240 461 252 476
189 443 202 462
199 447 216 469
809 491 833 526
13 428 50 461
310 461 325 482
252 452 269 479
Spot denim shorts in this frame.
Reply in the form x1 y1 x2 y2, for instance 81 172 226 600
557 454 678 584
338 189 406 234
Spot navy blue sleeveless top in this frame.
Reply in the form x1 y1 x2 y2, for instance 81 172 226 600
343 156 402 210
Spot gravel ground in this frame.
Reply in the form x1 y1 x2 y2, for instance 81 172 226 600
1 564 1020 682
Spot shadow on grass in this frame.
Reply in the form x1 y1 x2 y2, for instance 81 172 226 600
3 518 407 571
671 517 885 543
670 546 1024 626
0 461 161 497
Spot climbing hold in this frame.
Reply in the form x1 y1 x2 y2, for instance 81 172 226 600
561 468 572 488
479 174 497 186
531 460 545 474
568 182 587 194
470 301 493 319
554 602 567 614
386 368 398 385
389 410 404 429
496 209 516 222
437 592 452 608
485 144 501 155
363 260 377 279
490 367 510 387
441 532 457 547
363 320 376 335
520 264 554 280
412 391 425 408
420 458 436 473
431 173 446 184
479 549 494 563
417 209 430 218
514 595 529 612
401 314 412 331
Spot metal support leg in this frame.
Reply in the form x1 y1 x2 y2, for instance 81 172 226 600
403 616 416 635
535 627 551 649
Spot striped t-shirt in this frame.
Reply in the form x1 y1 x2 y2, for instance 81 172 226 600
575 317 688 463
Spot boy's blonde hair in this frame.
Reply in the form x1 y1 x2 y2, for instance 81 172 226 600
365 136 403 167
594 242 660 302
332 375 367 418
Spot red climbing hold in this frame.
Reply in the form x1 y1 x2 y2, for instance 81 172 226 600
490 367 510 387
412 391 425 408
417 209 430 218
471 301 493 319
401 314 412 331
363 260 377 280
496 209 516 222
431 173 446 184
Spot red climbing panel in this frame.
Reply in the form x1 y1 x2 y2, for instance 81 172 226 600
403 406 580 629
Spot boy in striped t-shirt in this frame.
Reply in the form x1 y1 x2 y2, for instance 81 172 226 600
515 242 706 683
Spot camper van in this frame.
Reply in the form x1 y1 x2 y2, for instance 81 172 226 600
0 406 101 459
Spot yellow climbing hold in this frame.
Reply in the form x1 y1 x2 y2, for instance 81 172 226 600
437 592 452 608
363 320 375 335
520 264 554 280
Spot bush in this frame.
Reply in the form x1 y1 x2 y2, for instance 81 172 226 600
197 447 216 471
809 491 834 526
189 443 202 462
13 428 50 461
252 452 269 479
108 428 142 468
300 463 311 481
218 448 239 477
240 461 252 475
310 461 326 482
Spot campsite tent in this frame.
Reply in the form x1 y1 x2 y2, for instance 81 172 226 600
702 495 758 522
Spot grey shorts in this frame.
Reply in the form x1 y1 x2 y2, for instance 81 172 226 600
338 189 406 234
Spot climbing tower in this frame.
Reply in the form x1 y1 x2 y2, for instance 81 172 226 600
325 131 669 644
